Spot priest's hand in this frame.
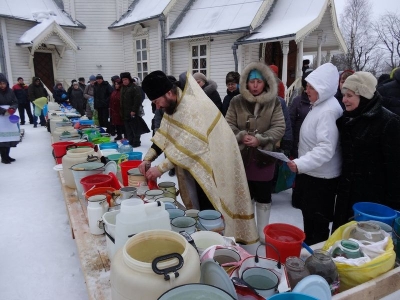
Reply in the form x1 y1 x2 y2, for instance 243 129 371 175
146 166 162 182
138 160 151 175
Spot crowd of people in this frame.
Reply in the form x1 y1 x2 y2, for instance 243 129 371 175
2 62 400 248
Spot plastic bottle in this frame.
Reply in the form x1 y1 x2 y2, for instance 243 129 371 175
87 195 109 235
118 140 133 154
145 201 171 231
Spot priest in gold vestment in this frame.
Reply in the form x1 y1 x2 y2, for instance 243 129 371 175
140 71 258 245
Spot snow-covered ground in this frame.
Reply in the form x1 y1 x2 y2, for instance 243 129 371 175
1 100 398 299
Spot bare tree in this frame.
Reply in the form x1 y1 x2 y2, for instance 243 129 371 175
374 12 400 69
340 0 378 71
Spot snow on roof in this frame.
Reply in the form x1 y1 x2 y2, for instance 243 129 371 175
0 0 83 27
109 0 171 28
17 18 80 51
167 0 264 40
239 0 327 43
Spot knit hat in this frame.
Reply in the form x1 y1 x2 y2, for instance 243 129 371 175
120 72 132 81
111 75 120 83
342 71 377 100
17 77 23 81
226 71 240 85
89 75 96 81
247 69 264 81
142 70 173 100
73 81 79 86
95 74 103 80
78 77 85 82
193 72 207 83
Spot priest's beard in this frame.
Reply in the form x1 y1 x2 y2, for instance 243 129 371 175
163 96 178 115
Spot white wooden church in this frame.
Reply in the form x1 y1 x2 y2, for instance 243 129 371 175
0 0 346 97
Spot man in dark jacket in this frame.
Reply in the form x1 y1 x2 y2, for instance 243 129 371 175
120 72 147 147
28 77 47 127
377 68 400 116
93 74 112 132
12 77 33 125
193 72 223 112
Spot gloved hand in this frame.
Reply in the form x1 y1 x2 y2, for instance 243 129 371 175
7 108 16 115
61 93 67 99
0 107 6 115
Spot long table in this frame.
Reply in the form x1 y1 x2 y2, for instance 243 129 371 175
59 169 400 300
59 171 111 300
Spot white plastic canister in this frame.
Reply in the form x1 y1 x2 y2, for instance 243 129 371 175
102 210 120 260
114 199 171 253
87 195 109 235
62 147 95 188
111 230 201 300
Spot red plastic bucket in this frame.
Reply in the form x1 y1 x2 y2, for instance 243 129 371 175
52 141 75 164
80 174 113 193
66 142 96 151
120 160 142 186
264 223 305 262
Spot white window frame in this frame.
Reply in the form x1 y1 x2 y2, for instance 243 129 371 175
132 24 150 81
189 38 210 76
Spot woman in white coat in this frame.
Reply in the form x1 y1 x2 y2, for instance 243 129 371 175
288 63 343 245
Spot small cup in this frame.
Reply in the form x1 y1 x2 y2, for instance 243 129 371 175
242 267 279 298
331 239 363 259
171 216 196 234
185 209 199 219
144 189 164 201
167 208 185 220
213 248 241 265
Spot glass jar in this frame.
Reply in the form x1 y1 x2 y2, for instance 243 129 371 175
305 249 338 284
285 256 310 289
331 240 363 259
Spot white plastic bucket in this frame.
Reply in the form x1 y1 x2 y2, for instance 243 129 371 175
102 210 120 260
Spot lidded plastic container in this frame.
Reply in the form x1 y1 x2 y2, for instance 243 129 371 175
87 195 109 235
114 200 171 253
111 230 201 300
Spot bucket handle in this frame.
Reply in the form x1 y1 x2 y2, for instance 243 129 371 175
103 225 115 244
256 242 281 269
151 253 184 281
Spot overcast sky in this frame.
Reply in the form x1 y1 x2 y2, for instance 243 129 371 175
334 0 400 21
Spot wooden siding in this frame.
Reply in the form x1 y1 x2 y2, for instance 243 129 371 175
148 20 160 74
171 33 244 96
73 0 124 82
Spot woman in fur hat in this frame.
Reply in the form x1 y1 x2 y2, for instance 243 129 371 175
332 71 400 231
225 62 285 244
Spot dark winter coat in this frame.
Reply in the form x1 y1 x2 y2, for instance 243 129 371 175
12 83 29 104
377 69 400 116
110 88 123 126
332 92 400 230
53 85 68 104
278 97 292 153
289 92 310 158
202 80 222 112
334 88 345 110
222 89 239 116
93 81 112 109
0 74 18 113
69 87 85 116
28 77 48 102
120 83 142 121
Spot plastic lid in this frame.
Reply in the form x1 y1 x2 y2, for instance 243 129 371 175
121 198 144 213
88 195 107 202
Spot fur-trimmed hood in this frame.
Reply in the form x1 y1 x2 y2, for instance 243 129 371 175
202 79 218 95
239 62 278 105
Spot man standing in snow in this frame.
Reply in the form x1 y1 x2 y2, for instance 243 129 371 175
139 70 258 247
12 77 33 125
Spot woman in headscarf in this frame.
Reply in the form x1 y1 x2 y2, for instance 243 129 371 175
332 72 400 231
0 73 20 164
288 63 343 245
225 62 285 243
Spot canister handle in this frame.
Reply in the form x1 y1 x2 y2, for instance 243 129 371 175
151 253 184 281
